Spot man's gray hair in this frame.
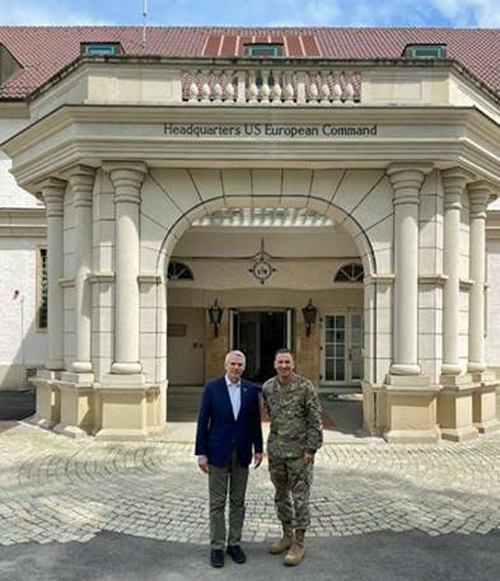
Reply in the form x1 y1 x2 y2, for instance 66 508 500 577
224 350 246 365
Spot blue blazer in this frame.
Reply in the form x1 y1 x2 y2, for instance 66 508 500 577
195 377 263 468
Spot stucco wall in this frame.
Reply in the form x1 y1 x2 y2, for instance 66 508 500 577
0 238 47 389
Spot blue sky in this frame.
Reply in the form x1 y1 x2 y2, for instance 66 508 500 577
0 0 499 28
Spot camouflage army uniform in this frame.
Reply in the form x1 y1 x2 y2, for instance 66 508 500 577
262 373 323 531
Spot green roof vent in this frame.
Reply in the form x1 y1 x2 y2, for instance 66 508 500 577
244 44 284 57
403 44 447 59
81 43 122 56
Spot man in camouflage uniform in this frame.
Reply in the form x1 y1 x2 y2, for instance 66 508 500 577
262 348 323 566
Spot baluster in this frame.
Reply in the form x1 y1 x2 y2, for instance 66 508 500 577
213 71 223 103
332 73 342 103
225 70 236 103
284 73 295 104
308 73 319 103
260 70 271 103
248 71 259 103
236 71 246 103
271 71 282 104
320 71 331 104
201 70 211 102
344 72 355 103
188 71 200 103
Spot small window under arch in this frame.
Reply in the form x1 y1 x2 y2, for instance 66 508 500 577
167 261 194 281
334 263 364 283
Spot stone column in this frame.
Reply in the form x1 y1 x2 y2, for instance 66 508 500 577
106 163 147 374
441 168 472 376
31 177 66 429
387 163 431 376
66 165 96 374
467 182 500 434
96 162 149 441
438 169 478 442
42 178 67 370
467 182 490 374
384 164 439 444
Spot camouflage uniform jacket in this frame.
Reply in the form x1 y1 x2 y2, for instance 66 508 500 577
262 373 323 459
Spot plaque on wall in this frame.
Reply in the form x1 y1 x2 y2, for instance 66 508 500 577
168 324 187 337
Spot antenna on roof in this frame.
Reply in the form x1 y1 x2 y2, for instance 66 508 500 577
142 0 148 49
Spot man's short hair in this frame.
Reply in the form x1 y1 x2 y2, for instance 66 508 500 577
224 350 246 365
274 348 295 359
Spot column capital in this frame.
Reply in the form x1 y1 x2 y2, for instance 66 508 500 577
103 162 148 205
36 177 67 217
62 165 96 208
442 167 475 209
468 181 496 219
387 163 433 205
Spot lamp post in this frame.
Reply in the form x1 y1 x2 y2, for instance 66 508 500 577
302 298 317 337
208 299 224 337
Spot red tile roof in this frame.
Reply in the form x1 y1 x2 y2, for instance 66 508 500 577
1 26 500 99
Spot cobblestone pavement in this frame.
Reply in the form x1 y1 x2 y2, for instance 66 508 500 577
1 422 500 547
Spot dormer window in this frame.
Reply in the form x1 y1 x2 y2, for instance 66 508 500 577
244 44 284 57
81 43 122 56
403 44 447 59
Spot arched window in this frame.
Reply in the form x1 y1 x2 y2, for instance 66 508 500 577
167 261 194 281
334 263 364 283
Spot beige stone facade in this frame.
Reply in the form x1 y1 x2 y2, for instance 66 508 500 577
2 51 500 442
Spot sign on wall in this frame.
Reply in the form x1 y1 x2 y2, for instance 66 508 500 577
163 122 378 139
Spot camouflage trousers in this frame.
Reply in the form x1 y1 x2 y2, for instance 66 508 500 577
268 454 314 531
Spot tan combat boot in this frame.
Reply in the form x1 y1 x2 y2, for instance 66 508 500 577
284 529 305 566
268 525 294 554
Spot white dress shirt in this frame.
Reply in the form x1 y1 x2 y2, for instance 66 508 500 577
225 375 241 420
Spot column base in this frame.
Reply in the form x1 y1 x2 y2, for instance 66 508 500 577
54 372 94 437
383 374 440 444
384 428 441 444
30 369 62 429
438 375 479 442
53 423 89 439
440 364 463 376
389 364 421 376
473 380 500 434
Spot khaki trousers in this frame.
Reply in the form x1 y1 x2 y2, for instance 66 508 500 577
208 448 249 549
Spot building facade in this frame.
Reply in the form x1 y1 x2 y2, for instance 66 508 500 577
1 26 500 442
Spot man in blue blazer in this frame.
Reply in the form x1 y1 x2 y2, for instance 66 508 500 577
195 350 263 568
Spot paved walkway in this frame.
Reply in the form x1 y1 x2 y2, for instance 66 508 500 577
1 422 500 547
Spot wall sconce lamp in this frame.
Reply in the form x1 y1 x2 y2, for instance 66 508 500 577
302 298 317 337
208 298 224 337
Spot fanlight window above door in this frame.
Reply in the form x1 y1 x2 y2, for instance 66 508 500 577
167 261 194 281
334 263 364 283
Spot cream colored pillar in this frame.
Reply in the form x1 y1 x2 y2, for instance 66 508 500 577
442 168 472 376
96 162 149 440
68 165 95 373
109 163 146 374
385 163 439 444
468 181 500 434
467 183 489 374
30 177 67 429
388 163 430 376
55 165 96 439
438 168 478 441
43 178 66 371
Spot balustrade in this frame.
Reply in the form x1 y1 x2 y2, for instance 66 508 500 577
183 69 360 104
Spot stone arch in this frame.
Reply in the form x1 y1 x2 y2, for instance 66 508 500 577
138 167 394 387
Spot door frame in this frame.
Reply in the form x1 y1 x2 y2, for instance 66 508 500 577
320 309 364 386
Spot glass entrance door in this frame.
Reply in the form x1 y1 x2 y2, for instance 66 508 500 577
322 312 363 385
